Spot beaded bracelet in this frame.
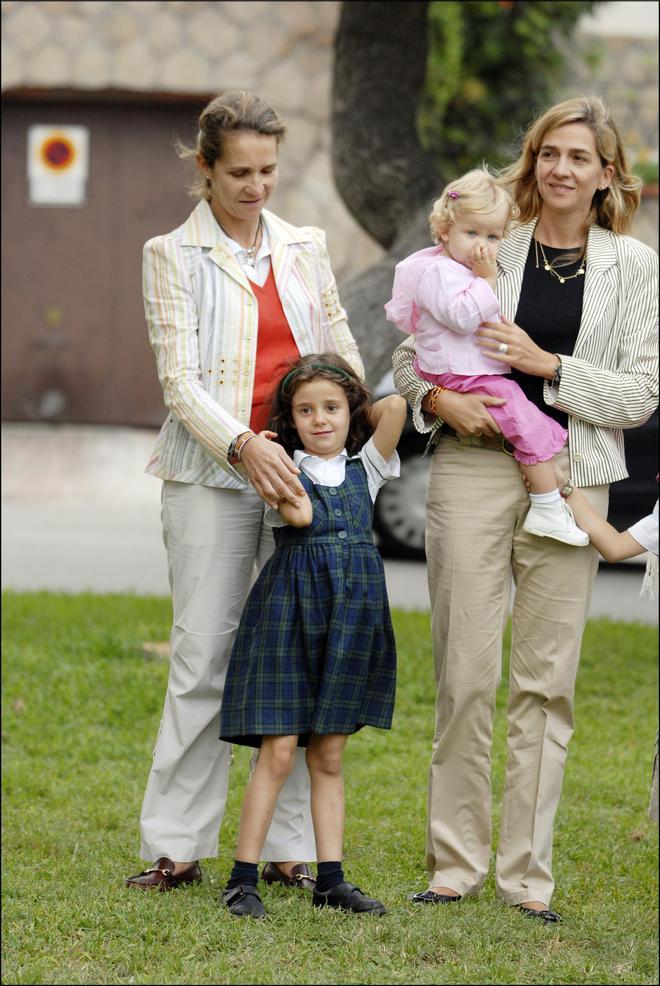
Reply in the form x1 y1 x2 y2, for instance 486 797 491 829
426 386 446 419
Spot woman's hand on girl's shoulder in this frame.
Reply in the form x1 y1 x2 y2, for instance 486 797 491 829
240 432 306 510
370 394 408 461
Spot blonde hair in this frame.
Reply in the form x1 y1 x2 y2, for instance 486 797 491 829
429 167 518 244
499 96 641 234
177 90 287 200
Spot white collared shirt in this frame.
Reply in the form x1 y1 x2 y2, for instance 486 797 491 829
216 222 271 287
265 436 400 527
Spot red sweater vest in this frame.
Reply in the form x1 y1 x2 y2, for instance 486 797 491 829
249 266 300 433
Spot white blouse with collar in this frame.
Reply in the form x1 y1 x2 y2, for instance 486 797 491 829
215 222 272 287
265 436 400 527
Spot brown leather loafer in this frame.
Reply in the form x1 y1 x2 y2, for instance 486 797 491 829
124 857 202 891
261 861 316 890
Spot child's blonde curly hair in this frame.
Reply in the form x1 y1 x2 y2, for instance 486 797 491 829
429 167 519 244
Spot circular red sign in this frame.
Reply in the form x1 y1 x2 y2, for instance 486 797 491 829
41 136 75 170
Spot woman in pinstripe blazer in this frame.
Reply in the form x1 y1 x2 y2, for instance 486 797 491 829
393 96 658 922
125 92 363 893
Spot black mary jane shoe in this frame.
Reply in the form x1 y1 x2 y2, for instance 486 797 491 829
313 881 387 914
409 889 462 904
222 883 266 919
516 904 561 924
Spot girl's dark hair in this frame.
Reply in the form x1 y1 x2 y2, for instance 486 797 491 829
268 354 372 457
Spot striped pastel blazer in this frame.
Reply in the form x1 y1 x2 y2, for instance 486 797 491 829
393 220 658 488
143 199 363 489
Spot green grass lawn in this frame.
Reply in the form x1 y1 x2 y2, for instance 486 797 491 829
2 591 658 985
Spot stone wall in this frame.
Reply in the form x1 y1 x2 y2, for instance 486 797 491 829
561 33 658 174
560 29 659 251
2 1 658 266
1 0 385 281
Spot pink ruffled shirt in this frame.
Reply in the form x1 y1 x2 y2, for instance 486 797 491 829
384 246 506 376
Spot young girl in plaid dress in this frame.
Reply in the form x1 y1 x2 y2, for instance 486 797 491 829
219 354 407 919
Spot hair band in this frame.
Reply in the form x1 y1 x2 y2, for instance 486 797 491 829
281 363 353 390
448 190 460 199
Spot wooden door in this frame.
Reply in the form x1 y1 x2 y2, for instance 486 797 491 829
1 97 204 426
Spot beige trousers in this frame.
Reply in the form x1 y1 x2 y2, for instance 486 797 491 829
139 480 316 863
424 437 607 907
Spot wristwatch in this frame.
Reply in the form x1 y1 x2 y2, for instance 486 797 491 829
551 357 562 388
560 483 574 499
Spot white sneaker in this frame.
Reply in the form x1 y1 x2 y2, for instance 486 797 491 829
523 500 590 547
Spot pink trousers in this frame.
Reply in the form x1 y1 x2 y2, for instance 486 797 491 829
420 369 567 466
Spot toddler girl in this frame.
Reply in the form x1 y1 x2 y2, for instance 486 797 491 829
385 167 588 547
219 354 407 919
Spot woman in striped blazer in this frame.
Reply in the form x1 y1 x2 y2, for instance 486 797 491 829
125 91 363 893
392 96 658 922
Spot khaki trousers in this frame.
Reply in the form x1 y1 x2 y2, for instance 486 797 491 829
139 480 316 863
425 437 607 906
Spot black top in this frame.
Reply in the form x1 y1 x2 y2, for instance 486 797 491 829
511 239 586 428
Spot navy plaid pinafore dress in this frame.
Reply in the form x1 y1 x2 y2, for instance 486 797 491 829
219 457 397 747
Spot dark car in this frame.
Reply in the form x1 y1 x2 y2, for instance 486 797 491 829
373 372 659 561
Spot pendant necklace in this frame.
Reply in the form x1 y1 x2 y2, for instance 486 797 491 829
218 219 261 267
534 237 586 284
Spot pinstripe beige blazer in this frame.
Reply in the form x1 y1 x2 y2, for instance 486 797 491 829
393 220 658 487
143 200 363 489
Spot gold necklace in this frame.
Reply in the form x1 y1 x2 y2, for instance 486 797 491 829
534 238 586 284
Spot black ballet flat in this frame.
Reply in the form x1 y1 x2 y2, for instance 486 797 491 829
409 889 462 904
516 904 561 924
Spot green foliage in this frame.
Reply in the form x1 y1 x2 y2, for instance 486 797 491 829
420 1 601 178
2 592 658 984
633 159 659 185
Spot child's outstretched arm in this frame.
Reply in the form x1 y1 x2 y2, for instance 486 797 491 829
368 394 408 461
564 487 647 562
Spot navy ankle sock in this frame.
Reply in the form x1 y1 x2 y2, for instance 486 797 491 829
227 860 259 890
316 861 344 894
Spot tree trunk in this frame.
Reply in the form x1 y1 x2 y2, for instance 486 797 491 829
332 1 442 383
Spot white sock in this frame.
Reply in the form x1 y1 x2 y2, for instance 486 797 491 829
529 489 561 506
